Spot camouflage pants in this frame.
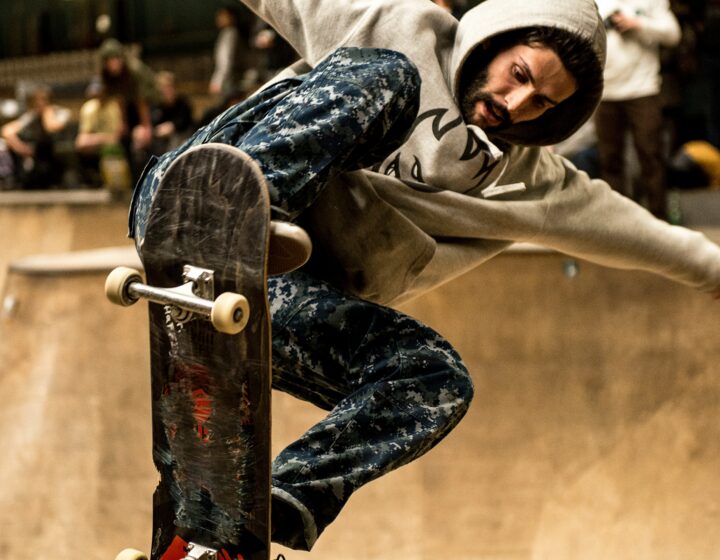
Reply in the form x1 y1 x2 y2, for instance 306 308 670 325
130 47 474 550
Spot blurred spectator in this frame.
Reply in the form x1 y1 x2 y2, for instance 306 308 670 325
432 0 465 19
0 84 71 189
594 0 681 219
149 71 195 155
75 80 125 187
197 89 246 129
97 38 158 178
0 141 13 190
209 7 243 98
250 18 298 83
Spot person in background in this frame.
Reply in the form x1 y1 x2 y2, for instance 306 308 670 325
209 7 243 98
594 0 681 219
75 80 125 187
149 71 195 155
250 17 298 83
97 38 158 179
1 84 71 189
432 0 465 19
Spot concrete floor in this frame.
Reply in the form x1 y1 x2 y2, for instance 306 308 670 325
1 195 719 559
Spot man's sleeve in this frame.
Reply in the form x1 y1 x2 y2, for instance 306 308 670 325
536 153 720 294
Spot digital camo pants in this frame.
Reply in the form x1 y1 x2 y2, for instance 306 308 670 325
130 47 474 550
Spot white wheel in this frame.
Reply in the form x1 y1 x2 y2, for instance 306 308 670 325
115 549 148 560
105 266 143 307
211 292 250 334
268 221 313 276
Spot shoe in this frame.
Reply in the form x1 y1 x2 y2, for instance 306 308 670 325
268 221 312 276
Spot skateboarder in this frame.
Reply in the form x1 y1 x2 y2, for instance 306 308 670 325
129 0 720 552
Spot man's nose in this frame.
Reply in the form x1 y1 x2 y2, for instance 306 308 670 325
505 86 534 119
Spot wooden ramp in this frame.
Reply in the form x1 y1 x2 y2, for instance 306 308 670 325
396 249 720 560
0 249 152 558
1 241 720 559
0 189 133 292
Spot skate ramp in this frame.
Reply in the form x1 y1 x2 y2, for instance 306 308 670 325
0 189 133 292
2 234 720 559
394 244 720 560
0 250 152 558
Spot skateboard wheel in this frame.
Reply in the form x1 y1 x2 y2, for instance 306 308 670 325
105 266 143 307
114 549 148 560
211 292 250 334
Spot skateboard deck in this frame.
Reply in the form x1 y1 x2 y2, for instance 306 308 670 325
138 143 272 560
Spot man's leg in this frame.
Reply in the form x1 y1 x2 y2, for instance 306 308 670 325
129 47 420 244
268 272 475 550
627 95 667 219
595 100 629 197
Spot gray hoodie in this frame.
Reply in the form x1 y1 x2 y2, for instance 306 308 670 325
241 0 720 305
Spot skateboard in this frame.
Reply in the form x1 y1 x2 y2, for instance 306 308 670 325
106 143 310 560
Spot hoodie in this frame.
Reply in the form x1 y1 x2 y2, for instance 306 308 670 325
240 0 720 305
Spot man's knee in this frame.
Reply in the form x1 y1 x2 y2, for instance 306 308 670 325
327 47 421 101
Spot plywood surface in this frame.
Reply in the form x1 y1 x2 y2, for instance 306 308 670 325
1 234 719 559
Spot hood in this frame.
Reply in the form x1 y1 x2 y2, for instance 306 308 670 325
453 0 606 146
98 38 125 61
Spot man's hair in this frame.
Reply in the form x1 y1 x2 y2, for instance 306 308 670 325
459 26 602 112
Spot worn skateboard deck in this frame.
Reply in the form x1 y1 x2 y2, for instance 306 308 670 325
140 143 272 560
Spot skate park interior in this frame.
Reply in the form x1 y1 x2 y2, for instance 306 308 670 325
2 1 720 557
1 190 720 560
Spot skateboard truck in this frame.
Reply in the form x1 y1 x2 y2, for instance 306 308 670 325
105 265 250 335
114 541 219 560
184 542 219 560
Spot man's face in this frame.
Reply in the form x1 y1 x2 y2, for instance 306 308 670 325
462 43 578 131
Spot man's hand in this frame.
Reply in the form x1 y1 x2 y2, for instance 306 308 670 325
610 12 641 33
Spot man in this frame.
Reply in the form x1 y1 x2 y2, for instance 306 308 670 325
129 0 720 552
594 0 681 219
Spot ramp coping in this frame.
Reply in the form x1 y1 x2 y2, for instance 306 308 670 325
0 189 115 206
8 246 142 276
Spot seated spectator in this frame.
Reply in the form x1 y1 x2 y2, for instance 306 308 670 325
0 84 71 189
75 80 125 187
197 89 246 128
149 71 194 155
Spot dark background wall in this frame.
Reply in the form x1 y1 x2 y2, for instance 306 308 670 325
0 0 258 58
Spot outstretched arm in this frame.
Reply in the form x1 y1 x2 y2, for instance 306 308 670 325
536 157 720 297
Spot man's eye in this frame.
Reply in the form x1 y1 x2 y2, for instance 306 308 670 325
512 66 527 83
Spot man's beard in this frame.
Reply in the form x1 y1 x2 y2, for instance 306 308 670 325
460 68 511 131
